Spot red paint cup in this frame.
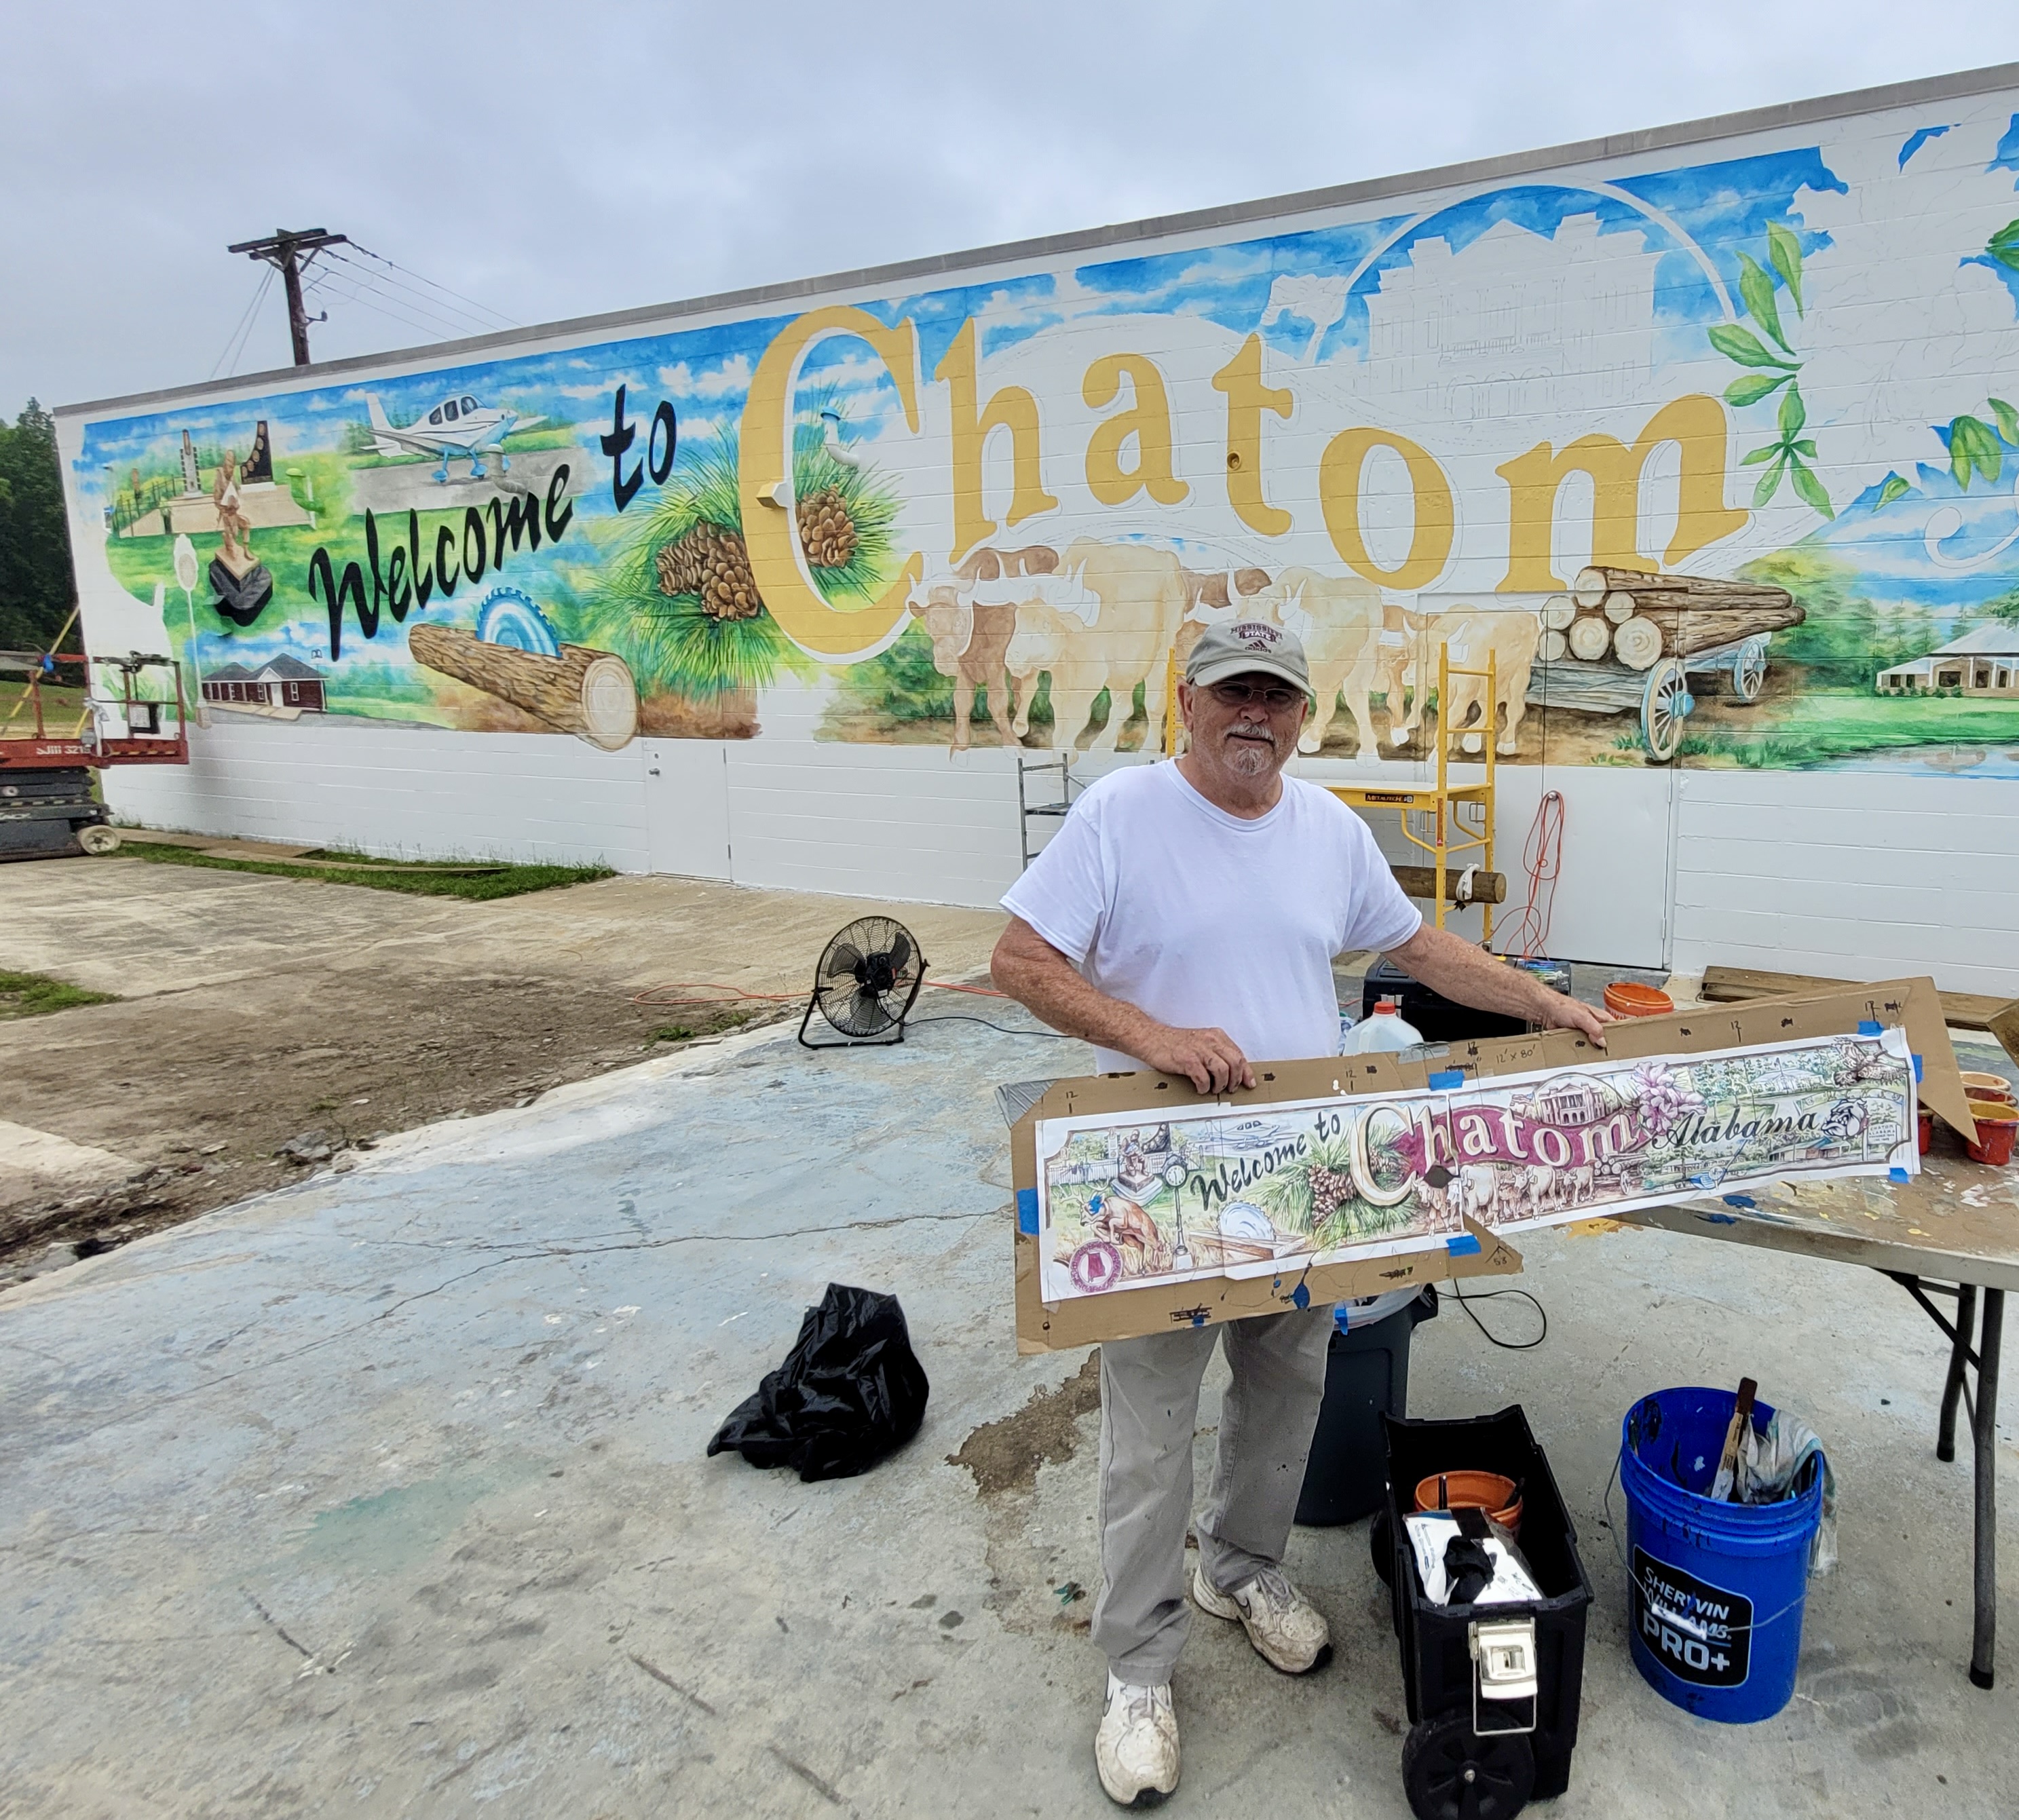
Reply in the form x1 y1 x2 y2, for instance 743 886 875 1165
1918 1108 1934 1154
1965 1101 2018 1168
1604 981 1674 1019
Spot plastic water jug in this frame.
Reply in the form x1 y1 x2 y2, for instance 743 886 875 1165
1346 998 1422 1053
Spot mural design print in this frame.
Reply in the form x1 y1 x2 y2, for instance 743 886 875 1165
77 103 2019 772
1034 1031 1917 1303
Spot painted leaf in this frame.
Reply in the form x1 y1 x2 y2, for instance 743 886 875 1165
1739 253 1791 353
1990 220 2019 272
1788 459 1834 519
1990 397 2019 444
1740 445 1778 465
1777 382 1807 438
1947 416 1984 488
1767 222 1805 315
1793 440 1817 457
1876 473 1912 506
1709 324 1796 369
1725 371 1792 407
1964 416 2005 485
1753 452 1788 508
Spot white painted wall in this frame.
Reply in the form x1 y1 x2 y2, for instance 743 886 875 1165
1672 770 2019 997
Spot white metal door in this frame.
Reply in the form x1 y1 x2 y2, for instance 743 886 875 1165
642 739 732 879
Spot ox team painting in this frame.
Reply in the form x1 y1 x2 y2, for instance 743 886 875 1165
64 98 2019 775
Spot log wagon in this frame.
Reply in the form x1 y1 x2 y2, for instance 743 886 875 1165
1525 567 1804 761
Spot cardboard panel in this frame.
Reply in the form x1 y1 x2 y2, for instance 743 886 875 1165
1009 979 1961 1353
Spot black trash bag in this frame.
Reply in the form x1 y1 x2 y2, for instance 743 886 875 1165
706 1283 930 1482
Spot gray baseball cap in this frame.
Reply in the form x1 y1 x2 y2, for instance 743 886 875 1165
1184 620 1313 697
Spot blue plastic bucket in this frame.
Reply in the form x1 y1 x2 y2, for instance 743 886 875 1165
1619 1388 1824 1723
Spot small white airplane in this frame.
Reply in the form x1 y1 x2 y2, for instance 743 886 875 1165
364 392 545 483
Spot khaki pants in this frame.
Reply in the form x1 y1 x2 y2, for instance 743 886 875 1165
1091 1305 1334 1683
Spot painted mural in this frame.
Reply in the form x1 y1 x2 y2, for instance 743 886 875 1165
72 98 2019 774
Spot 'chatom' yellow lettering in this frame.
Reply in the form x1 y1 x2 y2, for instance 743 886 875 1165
1211 335 1292 536
1495 394 1747 590
738 307 924 658
1082 354 1188 508
1318 428 1454 590
935 318 1058 563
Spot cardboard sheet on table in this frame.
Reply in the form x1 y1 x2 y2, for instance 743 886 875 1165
1007 979 1956 1354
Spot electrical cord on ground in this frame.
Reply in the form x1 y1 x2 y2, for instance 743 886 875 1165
905 1013 1074 1040
1449 1279 1549 1350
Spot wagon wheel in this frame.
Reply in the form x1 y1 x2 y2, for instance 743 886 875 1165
1402 1713 1535 1820
1729 635 1769 704
1640 658 1693 763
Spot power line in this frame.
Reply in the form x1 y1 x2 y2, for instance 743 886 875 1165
302 267 457 344
211 267 274 380
320 249 491 339
345 243 518 331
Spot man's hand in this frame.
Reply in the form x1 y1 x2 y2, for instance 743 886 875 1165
991 917 1258 1089
1134 1024 1256 1095
1386 923 1614 1048
1532 991 1614 1046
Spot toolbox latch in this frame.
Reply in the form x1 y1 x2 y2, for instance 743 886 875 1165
1469 1616 1539 1736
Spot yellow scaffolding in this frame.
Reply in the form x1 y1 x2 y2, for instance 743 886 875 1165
1325 641 1497 940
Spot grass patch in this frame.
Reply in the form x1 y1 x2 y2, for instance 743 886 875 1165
1684 691 2019 767
115 841 613 900
0 968 118 1019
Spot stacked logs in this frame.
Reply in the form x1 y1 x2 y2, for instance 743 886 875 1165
1538 567 1803 671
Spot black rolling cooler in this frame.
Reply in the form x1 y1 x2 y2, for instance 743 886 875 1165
1374 1406 1593 1820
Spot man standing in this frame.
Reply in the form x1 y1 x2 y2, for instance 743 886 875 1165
992 621 1608 1808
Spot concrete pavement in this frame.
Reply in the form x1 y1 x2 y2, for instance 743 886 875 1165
3 1012 2014 1817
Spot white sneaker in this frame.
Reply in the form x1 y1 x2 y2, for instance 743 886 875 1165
1191 1562 1333 1675
1094 1670 1180 1808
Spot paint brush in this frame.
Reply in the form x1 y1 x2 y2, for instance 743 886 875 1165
1710 1377 1758 1502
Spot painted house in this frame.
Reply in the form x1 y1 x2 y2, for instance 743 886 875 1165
201 656 327 713
1877 624 2019 696
53 62 2019 998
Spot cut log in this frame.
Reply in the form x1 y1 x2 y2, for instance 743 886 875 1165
1541 594 1577 631
1602 590 1639 625
409 623 638 751
1577 565 1794 607
1539 628 1569 663
1567 615 1612 661
1392 863 1507 904
1611 615 1665 670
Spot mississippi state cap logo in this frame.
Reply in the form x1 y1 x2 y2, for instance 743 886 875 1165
1230 621 1283 649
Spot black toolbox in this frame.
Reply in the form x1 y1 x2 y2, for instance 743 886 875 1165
1375 1405 1592 1819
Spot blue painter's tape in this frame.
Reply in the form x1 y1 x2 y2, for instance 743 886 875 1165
1334 1304 1351 1333
1429 1070 1465 1088
1722 1194 1757 1209
1891 1167 1912 1183
1857 1019 1882 1036
1291 1283 1310 1310
1190 1311 1208 1327
1702 1211 1739 1225
1913 1052 1923 1082
1446 1234 1482 1257
1016 1188 1038 1235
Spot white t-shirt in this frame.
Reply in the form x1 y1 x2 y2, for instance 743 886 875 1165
1000 761 1423 1072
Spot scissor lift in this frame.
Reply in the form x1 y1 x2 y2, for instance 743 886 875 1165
0 647 191 860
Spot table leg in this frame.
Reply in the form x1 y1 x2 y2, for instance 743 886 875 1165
1971 1288 2003 1692
1940 1283 1979 1464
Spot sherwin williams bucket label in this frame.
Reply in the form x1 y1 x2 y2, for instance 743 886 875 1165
1631 1547 1751 1688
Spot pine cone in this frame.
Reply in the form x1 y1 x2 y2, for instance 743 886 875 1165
656 521 762 621
1309 1165 1353 1217
795 487 858 570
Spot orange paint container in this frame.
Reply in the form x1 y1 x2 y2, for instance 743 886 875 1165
1965 1101 2018 1168
1604 981 1675 1019
1414 1470 1524 1539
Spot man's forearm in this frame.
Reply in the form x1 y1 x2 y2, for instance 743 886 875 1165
1386 924 1604 1036
992 945 1162 1059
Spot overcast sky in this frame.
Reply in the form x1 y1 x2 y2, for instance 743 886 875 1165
5 3 2016 419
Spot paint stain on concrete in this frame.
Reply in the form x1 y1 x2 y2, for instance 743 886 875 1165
946 1350 1100 1497
295 1466 537 1578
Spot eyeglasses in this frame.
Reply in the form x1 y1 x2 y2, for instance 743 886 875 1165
1203 681 1305 711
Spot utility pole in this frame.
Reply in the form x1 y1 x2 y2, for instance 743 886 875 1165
227 228 349 366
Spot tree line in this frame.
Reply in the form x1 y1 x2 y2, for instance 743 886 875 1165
0 401 77 652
